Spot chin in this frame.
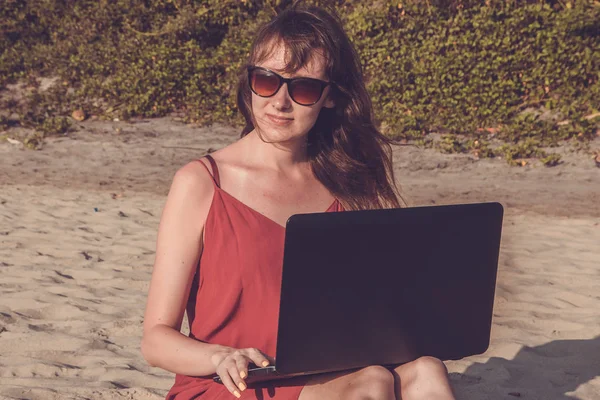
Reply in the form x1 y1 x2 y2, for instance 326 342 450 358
255 124 306 145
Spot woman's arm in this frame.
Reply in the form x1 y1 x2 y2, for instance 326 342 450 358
141 161 230 376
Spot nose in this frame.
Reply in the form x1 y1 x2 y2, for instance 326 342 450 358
271 82 292 110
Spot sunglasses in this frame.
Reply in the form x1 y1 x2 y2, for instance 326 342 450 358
247 66 331 106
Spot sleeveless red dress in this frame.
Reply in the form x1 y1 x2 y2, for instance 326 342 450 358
166 156 344 400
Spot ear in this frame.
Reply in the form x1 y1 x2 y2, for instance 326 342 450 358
323 92 336 109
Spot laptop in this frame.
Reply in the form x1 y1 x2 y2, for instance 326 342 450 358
214 202 504 384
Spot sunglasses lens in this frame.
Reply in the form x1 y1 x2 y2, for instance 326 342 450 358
250 70 280 97
290 79 322 105
249 68 326 106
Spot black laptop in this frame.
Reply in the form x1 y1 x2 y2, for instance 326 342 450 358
215 202 504 384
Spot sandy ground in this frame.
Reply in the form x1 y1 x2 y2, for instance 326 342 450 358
1 118 599 399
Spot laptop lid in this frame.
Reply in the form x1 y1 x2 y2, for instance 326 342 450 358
274 202 503 375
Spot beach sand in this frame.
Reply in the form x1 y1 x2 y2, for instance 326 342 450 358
1 118 599 399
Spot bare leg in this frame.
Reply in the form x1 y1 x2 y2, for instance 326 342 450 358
299 365 396 400
392 356 455 400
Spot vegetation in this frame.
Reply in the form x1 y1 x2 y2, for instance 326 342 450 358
1 0 599 164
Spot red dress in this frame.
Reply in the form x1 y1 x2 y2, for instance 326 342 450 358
166 155 343 399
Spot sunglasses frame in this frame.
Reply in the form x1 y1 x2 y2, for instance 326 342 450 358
247 66 331 106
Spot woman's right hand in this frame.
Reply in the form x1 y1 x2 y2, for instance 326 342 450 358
212 347 273 398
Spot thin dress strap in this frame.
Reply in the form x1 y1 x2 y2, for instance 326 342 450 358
197 154 221 187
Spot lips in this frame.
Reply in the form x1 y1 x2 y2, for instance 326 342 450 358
266 114 293 126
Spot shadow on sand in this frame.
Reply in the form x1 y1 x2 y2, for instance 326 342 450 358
450 336 600 400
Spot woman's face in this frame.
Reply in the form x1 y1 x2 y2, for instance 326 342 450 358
251 44 335 146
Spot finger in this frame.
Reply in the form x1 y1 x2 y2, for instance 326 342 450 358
265 353 276 365
227 360 247 393
236 357 249 381
217 368 241 399
247 348 271 368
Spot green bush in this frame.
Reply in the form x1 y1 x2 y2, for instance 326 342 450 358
346 1 599 141
1 0 598 164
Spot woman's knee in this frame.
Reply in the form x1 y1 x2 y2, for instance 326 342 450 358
411 356 448 376
395 356 455 399
346 365 395 400
395 356 449 387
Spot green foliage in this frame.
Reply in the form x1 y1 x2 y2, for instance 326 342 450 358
345 1 599 143
0 115 9 131
465 138 495 159
437 134 466 154
1 0 272 125
495 137 564 166
413 137 434 149
36 116 72 136
23 132 45 150
1 0 598 164
540 153 562 166
497 138 545 162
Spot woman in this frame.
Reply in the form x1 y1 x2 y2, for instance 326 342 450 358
141 4 456 400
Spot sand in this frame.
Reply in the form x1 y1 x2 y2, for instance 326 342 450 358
1 118 599 399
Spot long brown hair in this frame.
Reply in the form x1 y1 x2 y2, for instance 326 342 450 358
236 3 405 210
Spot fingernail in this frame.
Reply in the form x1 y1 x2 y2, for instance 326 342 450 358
240 371 247 379
238 382 247 391
262 360 269 367
233 390 241 398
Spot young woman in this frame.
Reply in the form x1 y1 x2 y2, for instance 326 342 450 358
142 4 456 400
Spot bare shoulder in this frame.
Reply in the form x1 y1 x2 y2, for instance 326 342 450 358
172 139 249 200
171 159 215 199
160 159 218 229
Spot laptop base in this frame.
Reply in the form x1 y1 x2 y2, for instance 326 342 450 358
213 366 288 384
